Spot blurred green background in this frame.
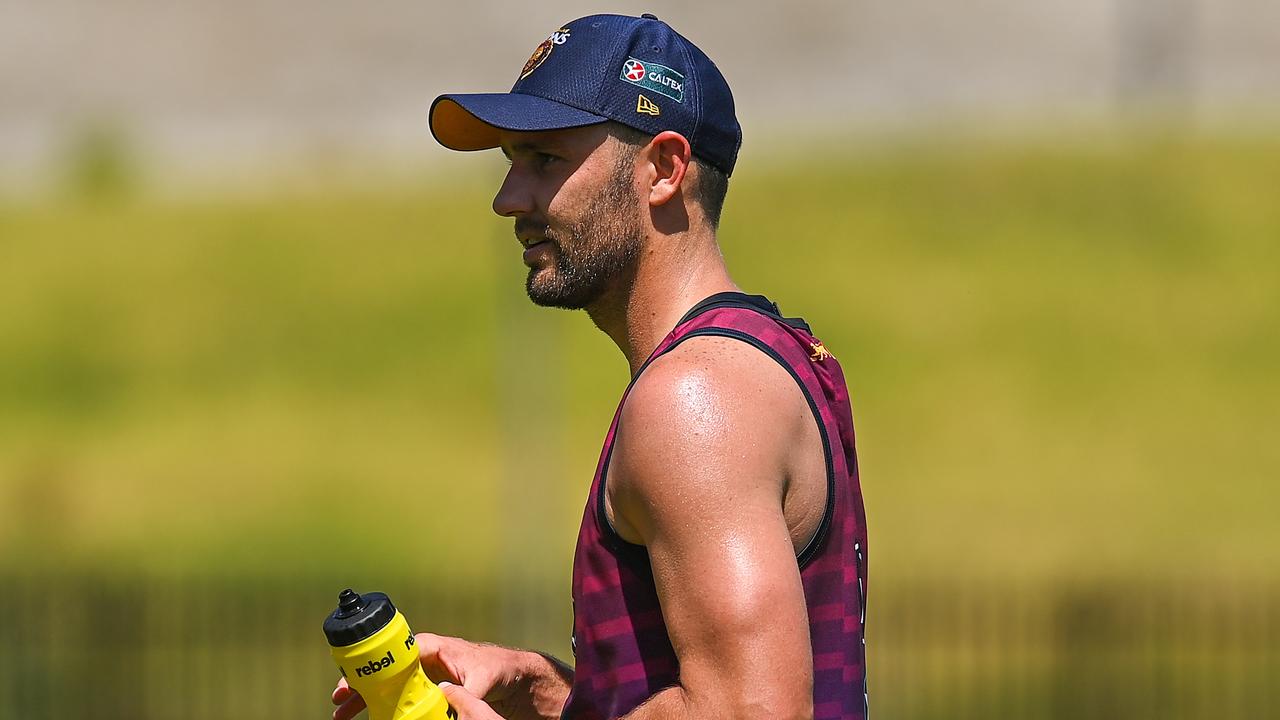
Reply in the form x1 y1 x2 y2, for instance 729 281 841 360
2 1 1279 718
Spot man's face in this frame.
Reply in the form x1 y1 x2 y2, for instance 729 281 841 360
494 125 644 310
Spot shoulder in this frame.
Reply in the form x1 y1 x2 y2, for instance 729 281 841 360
621 334 802 436
607 335 812 541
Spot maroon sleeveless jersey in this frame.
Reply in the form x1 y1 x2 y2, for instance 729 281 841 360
562 292 869 720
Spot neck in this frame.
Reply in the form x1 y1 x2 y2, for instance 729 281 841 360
586 227 740 375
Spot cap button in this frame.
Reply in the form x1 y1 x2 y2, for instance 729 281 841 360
641 13 659 20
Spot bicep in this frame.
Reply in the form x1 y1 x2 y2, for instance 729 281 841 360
646 495 813 716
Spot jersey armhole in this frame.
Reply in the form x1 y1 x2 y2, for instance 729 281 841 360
595 328 837 570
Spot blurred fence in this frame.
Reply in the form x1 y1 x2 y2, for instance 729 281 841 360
0 571 1274 719
872 576 1277 719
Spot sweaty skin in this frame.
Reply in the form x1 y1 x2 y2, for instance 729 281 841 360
333 123 827 720
602 335 826 720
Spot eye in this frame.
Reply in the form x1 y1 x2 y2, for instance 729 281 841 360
534 152 559 169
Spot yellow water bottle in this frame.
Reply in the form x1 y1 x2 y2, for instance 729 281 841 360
324 588 451 720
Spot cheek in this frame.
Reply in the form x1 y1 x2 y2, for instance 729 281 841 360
543 181 587 225
547 154 616 213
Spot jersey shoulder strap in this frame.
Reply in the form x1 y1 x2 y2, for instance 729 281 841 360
676 291 812 333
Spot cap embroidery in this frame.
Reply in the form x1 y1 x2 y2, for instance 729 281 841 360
636 94 661 116
623 59 646 82
520 27 570 80
619 56 684 103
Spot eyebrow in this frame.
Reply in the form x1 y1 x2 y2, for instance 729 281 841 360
501 141 559 160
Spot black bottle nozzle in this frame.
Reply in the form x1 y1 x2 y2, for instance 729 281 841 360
336 588 365 618
324 588 397 647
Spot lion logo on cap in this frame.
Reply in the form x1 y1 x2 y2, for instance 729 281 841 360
520 27 571 80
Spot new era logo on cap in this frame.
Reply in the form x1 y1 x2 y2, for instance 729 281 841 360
636 95 660 116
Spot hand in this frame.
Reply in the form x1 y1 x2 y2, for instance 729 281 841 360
331 676 364 720
439 682 504 720
332 634 552 720
332 678 507 720
412 633 524 704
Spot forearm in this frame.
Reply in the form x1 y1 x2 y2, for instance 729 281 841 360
617 686 688 720
511 650 574 720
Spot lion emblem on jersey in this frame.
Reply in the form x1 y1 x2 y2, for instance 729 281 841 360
520 27 571 80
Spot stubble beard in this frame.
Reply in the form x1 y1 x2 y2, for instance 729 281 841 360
524 153 644 311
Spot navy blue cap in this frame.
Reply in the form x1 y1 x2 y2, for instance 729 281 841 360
430 14 742 176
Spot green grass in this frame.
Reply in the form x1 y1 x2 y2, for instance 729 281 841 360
1 131 1277 584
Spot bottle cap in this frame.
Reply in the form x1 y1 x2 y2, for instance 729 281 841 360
323 588 398 647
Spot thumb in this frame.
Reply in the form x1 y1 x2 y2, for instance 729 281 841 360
438 681 499 720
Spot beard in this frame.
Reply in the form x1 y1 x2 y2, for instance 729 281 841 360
518 152 644 310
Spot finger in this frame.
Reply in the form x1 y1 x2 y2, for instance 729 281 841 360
438 681 501 720
332 677 354 705
415 633 461 684
332 693 367 720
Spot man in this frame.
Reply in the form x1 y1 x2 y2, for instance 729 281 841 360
333 13 868 720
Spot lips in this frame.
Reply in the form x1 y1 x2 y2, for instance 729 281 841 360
516 220 553 263
515 215 551 241
522 240 552 264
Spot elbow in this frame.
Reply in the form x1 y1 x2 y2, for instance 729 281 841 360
727 693 812 720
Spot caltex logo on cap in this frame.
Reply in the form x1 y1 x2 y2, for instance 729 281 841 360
623 60 646 82
619 56 684 103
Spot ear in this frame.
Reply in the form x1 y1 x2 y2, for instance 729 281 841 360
644 131 692 208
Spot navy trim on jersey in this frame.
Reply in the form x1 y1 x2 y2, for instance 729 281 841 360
676 291 813 333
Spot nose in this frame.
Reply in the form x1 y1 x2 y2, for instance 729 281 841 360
492 166 532 218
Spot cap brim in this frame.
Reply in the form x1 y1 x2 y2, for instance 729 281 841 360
429 93 609 152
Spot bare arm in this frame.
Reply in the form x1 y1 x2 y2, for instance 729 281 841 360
604 336 816 720
437 336 819 720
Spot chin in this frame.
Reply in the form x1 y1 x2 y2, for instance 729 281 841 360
526 271 563 308
526 275 595 310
